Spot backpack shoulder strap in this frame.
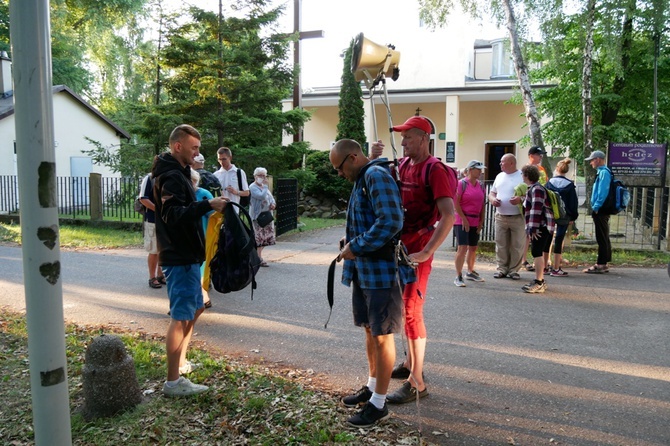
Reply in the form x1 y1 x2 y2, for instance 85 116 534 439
358 159 396 198
397 157 411 176
237 168 243 190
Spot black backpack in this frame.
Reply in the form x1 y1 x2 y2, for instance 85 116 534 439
210 202 261 297
197 169 222 197
236 169 251 208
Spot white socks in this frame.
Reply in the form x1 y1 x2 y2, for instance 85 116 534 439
367 377 386 409
370 392 386 409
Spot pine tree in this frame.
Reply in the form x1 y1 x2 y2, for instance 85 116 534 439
336 40 367 152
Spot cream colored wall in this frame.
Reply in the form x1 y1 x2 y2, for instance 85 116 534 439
474 49 493 80
299 100 529 170
302 106 340 152
459 101 528 162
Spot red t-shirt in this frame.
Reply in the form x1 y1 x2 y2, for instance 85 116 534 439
399 156 456 234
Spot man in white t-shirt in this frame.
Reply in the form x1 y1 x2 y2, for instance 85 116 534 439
488 153 525 280
213 147 249 205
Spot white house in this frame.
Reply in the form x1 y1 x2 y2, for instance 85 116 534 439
0 54 130 179
284 3 552 181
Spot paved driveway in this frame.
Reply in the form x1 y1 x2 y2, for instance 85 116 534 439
1 226 668 445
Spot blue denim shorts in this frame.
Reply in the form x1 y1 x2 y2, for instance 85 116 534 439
162 264 203 321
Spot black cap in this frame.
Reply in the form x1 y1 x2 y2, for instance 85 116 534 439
528 146 546 155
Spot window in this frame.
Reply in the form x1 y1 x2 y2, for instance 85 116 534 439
491 38 514 79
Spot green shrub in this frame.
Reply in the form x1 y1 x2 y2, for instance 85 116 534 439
302 150 351 201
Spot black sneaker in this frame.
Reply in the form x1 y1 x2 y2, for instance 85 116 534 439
391 363 410 379
346 402 389 428
341 385 372 408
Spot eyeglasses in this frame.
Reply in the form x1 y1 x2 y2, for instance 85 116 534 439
335 154 355 171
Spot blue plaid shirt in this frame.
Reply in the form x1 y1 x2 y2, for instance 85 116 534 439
342 161 406 289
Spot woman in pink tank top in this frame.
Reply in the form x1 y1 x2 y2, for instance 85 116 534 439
453 160 487 287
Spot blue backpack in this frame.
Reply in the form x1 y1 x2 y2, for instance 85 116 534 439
602 168 630 215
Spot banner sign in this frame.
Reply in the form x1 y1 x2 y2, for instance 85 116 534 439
445 141 455 163
607 142 667 187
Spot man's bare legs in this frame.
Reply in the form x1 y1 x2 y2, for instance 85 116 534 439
166 307 203 381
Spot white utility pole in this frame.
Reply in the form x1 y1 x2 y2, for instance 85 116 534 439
9 0 72 444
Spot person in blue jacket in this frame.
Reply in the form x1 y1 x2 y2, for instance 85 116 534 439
583 150 612 273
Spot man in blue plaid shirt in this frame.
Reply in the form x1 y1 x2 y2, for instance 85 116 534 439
330 139 406 428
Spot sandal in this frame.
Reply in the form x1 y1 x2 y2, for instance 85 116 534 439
493 272 507 279
523 261 535 272
157 276 167 285
149 277 162 289
509 272 521 280
204 300 212 309
583 265 609 274
260 261 269 267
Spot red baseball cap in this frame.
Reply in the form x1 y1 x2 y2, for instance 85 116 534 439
392 116 432 134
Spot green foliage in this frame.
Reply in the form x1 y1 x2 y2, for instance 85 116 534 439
0 221 20 244
302 150 351 201
0 0 8 53
529 1 670 162
336 40 366 149
232 141 311 181
0 223 143 248
0 308 411 445
281 168 316 193
159 4 306 151
6 1 307 178
48 0 149 98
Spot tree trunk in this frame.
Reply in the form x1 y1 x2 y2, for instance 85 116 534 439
502 0 550 175
583 0 596 207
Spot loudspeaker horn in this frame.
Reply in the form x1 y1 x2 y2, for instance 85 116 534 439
351 32 400 83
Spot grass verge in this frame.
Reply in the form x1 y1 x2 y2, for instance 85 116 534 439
0 222 143 249
0 307 422 445
0 218 343 250
474 242 668 267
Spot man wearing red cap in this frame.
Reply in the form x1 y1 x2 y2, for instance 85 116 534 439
371 115 456 404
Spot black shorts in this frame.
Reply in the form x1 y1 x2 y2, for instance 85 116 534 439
351 280 403 337
531 226 553 258
455 224 480 247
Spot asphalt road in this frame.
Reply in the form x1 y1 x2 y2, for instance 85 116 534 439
1 226 669 446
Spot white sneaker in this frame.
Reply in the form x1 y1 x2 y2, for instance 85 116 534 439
179 360 199 375
454 276 466 287
162 377 208 397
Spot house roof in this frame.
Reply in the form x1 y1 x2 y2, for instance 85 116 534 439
0 85 131 140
